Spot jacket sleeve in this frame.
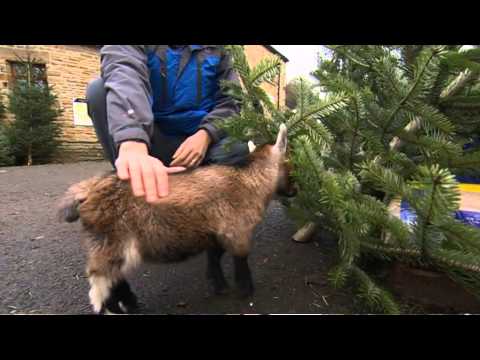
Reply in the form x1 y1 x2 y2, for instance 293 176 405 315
100 45 154 149
197 49 241 144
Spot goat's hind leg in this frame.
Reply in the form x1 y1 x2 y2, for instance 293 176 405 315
87 270 118 314
206 246 229 295
86 240 140 314
92 278 138 315
234 256 254 299
227 234 254 299
88 266 138 315
107 279 139 314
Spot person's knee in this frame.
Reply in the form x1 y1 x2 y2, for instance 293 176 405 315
205 137 249 166
86 78 106 117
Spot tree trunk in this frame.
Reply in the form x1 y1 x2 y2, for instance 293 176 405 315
27 126 32 166
27 144 32 166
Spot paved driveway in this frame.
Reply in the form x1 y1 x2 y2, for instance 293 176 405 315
0 162 355 314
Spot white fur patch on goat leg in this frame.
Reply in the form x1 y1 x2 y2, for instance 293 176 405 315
88 275 113 313
121 240 142 274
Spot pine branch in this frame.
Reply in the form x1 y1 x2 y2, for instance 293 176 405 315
250 57 282 87
382 48 440 139
351 265 401 314
361 240 422 258
440 70 479 100
225 44 480 313
348 97 361 170
325 45 370 68
432 248 480 273
448 150 480 170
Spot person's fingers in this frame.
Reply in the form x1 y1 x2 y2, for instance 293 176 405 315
141 161 158 203
174 152 196 168
153 161 169 197
196 155 205 167
172 142 186 160
115 158 130 180
166 166 187 173
196 152 206 167
171 148 193 166
128 160 145 197
188 154 202 168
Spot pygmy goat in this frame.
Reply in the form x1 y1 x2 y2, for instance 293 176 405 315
58 124 296 314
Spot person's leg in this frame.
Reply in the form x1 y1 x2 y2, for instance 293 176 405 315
151 131 249 168
203 137 250 166
86 78 117 166
150 130 187 166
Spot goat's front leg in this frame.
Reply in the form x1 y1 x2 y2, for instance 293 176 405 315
234 256 254 299
206 246 229 295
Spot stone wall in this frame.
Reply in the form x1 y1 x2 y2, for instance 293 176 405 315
0 45 286 163
244 45 287 108
0 45 103 162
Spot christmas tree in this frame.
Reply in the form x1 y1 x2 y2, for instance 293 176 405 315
219 45 480 313
0 94 14 166
4 50 62 166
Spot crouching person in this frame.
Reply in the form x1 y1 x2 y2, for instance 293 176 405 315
86 45 249 203
79 45 255 314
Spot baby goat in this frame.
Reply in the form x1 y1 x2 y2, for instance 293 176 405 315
58 124 295 314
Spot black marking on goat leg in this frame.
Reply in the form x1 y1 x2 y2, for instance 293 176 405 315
113 280 138 313
206 247 229 295
101 291 124 314
99 280 137 314
234 256 254 299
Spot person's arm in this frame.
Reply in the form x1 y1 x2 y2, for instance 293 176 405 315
101 45 154 149
197 48 241 144
101 45 185 202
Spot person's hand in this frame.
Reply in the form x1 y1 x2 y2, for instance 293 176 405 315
170 129 212 168
115 141 186 203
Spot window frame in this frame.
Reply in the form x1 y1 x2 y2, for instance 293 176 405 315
8 60 48 89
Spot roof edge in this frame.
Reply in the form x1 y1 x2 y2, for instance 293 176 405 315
263 45 289 62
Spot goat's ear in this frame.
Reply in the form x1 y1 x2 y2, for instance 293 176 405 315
274 123 288 154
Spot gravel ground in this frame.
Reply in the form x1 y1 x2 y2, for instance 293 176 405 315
0 161 357 314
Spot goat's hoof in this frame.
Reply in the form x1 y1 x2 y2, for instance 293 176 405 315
118 300 139 314
235 283 255 299
98 298 138 315
99 305 125 315
207 279 230 296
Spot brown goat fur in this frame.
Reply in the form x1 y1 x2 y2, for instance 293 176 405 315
59 125 294 314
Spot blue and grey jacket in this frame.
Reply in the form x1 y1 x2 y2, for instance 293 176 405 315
100 45 240 149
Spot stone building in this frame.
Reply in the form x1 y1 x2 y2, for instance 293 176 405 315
0 45 288 162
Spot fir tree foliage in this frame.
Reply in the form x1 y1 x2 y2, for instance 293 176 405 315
220 45 480 313
0 94 14 166
285 77 319 109
4 50 62 165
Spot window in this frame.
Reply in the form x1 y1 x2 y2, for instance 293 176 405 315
9 61 48 88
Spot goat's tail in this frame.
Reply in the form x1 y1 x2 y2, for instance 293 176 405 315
57 176 101 222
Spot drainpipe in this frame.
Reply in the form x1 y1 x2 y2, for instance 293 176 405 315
277 65 281 109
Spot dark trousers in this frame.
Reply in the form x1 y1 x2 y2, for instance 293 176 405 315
86 78 249 167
